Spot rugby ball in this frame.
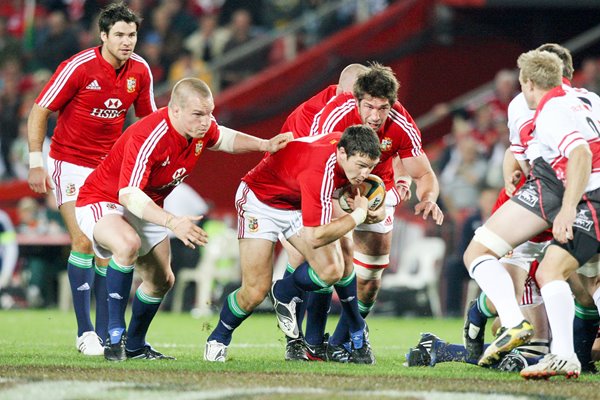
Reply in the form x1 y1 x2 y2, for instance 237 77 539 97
338 174 386 213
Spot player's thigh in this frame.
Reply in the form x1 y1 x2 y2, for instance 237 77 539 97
239 238 275 295
288 236 343 282
536 244 580 285
484 201 549 246
353 230 391 255
59 201 92 250
93 214 140 257
280 235 305 267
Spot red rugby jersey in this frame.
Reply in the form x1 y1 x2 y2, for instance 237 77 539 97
281 85 338 138
37 46 156 168
77 107 219 207
242 132 348 227
317 93 422 189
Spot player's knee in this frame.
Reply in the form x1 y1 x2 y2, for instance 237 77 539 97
162 271 176 293
71 233 93 253
464 227 511 268
318 264 343 285
360 277 381 298
243 283 270 308
113 233 141 262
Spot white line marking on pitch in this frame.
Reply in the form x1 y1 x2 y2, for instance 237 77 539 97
0 380 532 400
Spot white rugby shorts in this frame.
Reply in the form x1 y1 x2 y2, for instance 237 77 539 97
235 182 303 242
47 156 94 207
355 187 400 234
75 202 168 259
500 240 549 273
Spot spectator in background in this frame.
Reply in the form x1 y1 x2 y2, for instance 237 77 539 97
167 48 213 90
0 59 23 180
486 69 519 120
139 32 166 84
16 196 65 308
146 4 185 75
484 115 510 190
33 10 80 71
9 118 31 180
443 186 498 316
220 9 267 89
161 0 197 39
439 129 488 221
184 13 230 63
0 207 18 292
187 0 225 17
0 16 21 69
573 57 600 93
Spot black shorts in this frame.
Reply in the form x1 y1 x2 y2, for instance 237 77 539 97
573 186 600 241
551 229 600 266
510 158 564 222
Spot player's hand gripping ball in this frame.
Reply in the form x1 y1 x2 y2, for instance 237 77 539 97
338 174 386 213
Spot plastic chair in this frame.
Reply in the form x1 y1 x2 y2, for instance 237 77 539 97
171 222 239 315
381 237 446 317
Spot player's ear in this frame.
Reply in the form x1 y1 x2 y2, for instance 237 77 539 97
337 146 347 162
100 31 108 44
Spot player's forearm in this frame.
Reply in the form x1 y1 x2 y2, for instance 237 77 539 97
413 170 439 203
27 104 52 153
119 187 173 228
306 210 366 248
502 148 522 183
562 145 592 209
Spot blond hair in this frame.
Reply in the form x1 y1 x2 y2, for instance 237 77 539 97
169 78 212 109
517 50 562 90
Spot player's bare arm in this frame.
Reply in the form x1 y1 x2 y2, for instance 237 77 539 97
402 154 444 225
553 145 592 243
119 186 208 249
393 155 412 201
502 148 523 196
213 126 292 154
27 103 54 193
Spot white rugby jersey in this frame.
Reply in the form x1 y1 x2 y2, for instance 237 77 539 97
532 86 600 192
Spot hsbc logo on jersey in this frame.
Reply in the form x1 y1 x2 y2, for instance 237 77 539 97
158 168 188 190
90 98 125 119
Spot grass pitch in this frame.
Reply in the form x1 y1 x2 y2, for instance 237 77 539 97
0 309 598 399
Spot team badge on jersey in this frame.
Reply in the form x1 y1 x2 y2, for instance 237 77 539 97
380 137 392 152
106 203 117 210
65 183 76 196
195 141 204 156
127 77 137 93
247 216 259 232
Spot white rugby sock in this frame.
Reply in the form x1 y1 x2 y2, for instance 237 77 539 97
541 280 575 357
469 255 524 328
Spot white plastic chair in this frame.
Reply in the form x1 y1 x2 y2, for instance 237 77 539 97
381 237 446 317
171 224 239 315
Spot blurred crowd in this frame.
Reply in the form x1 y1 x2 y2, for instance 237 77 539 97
0 0 390 182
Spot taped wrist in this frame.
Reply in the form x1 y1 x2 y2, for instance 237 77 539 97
350 208 367 226
29 152 44 168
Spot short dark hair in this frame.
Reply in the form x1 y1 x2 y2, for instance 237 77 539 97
353 62 399 105
98 2 141 34
536 43 574 80
338 125 381 160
